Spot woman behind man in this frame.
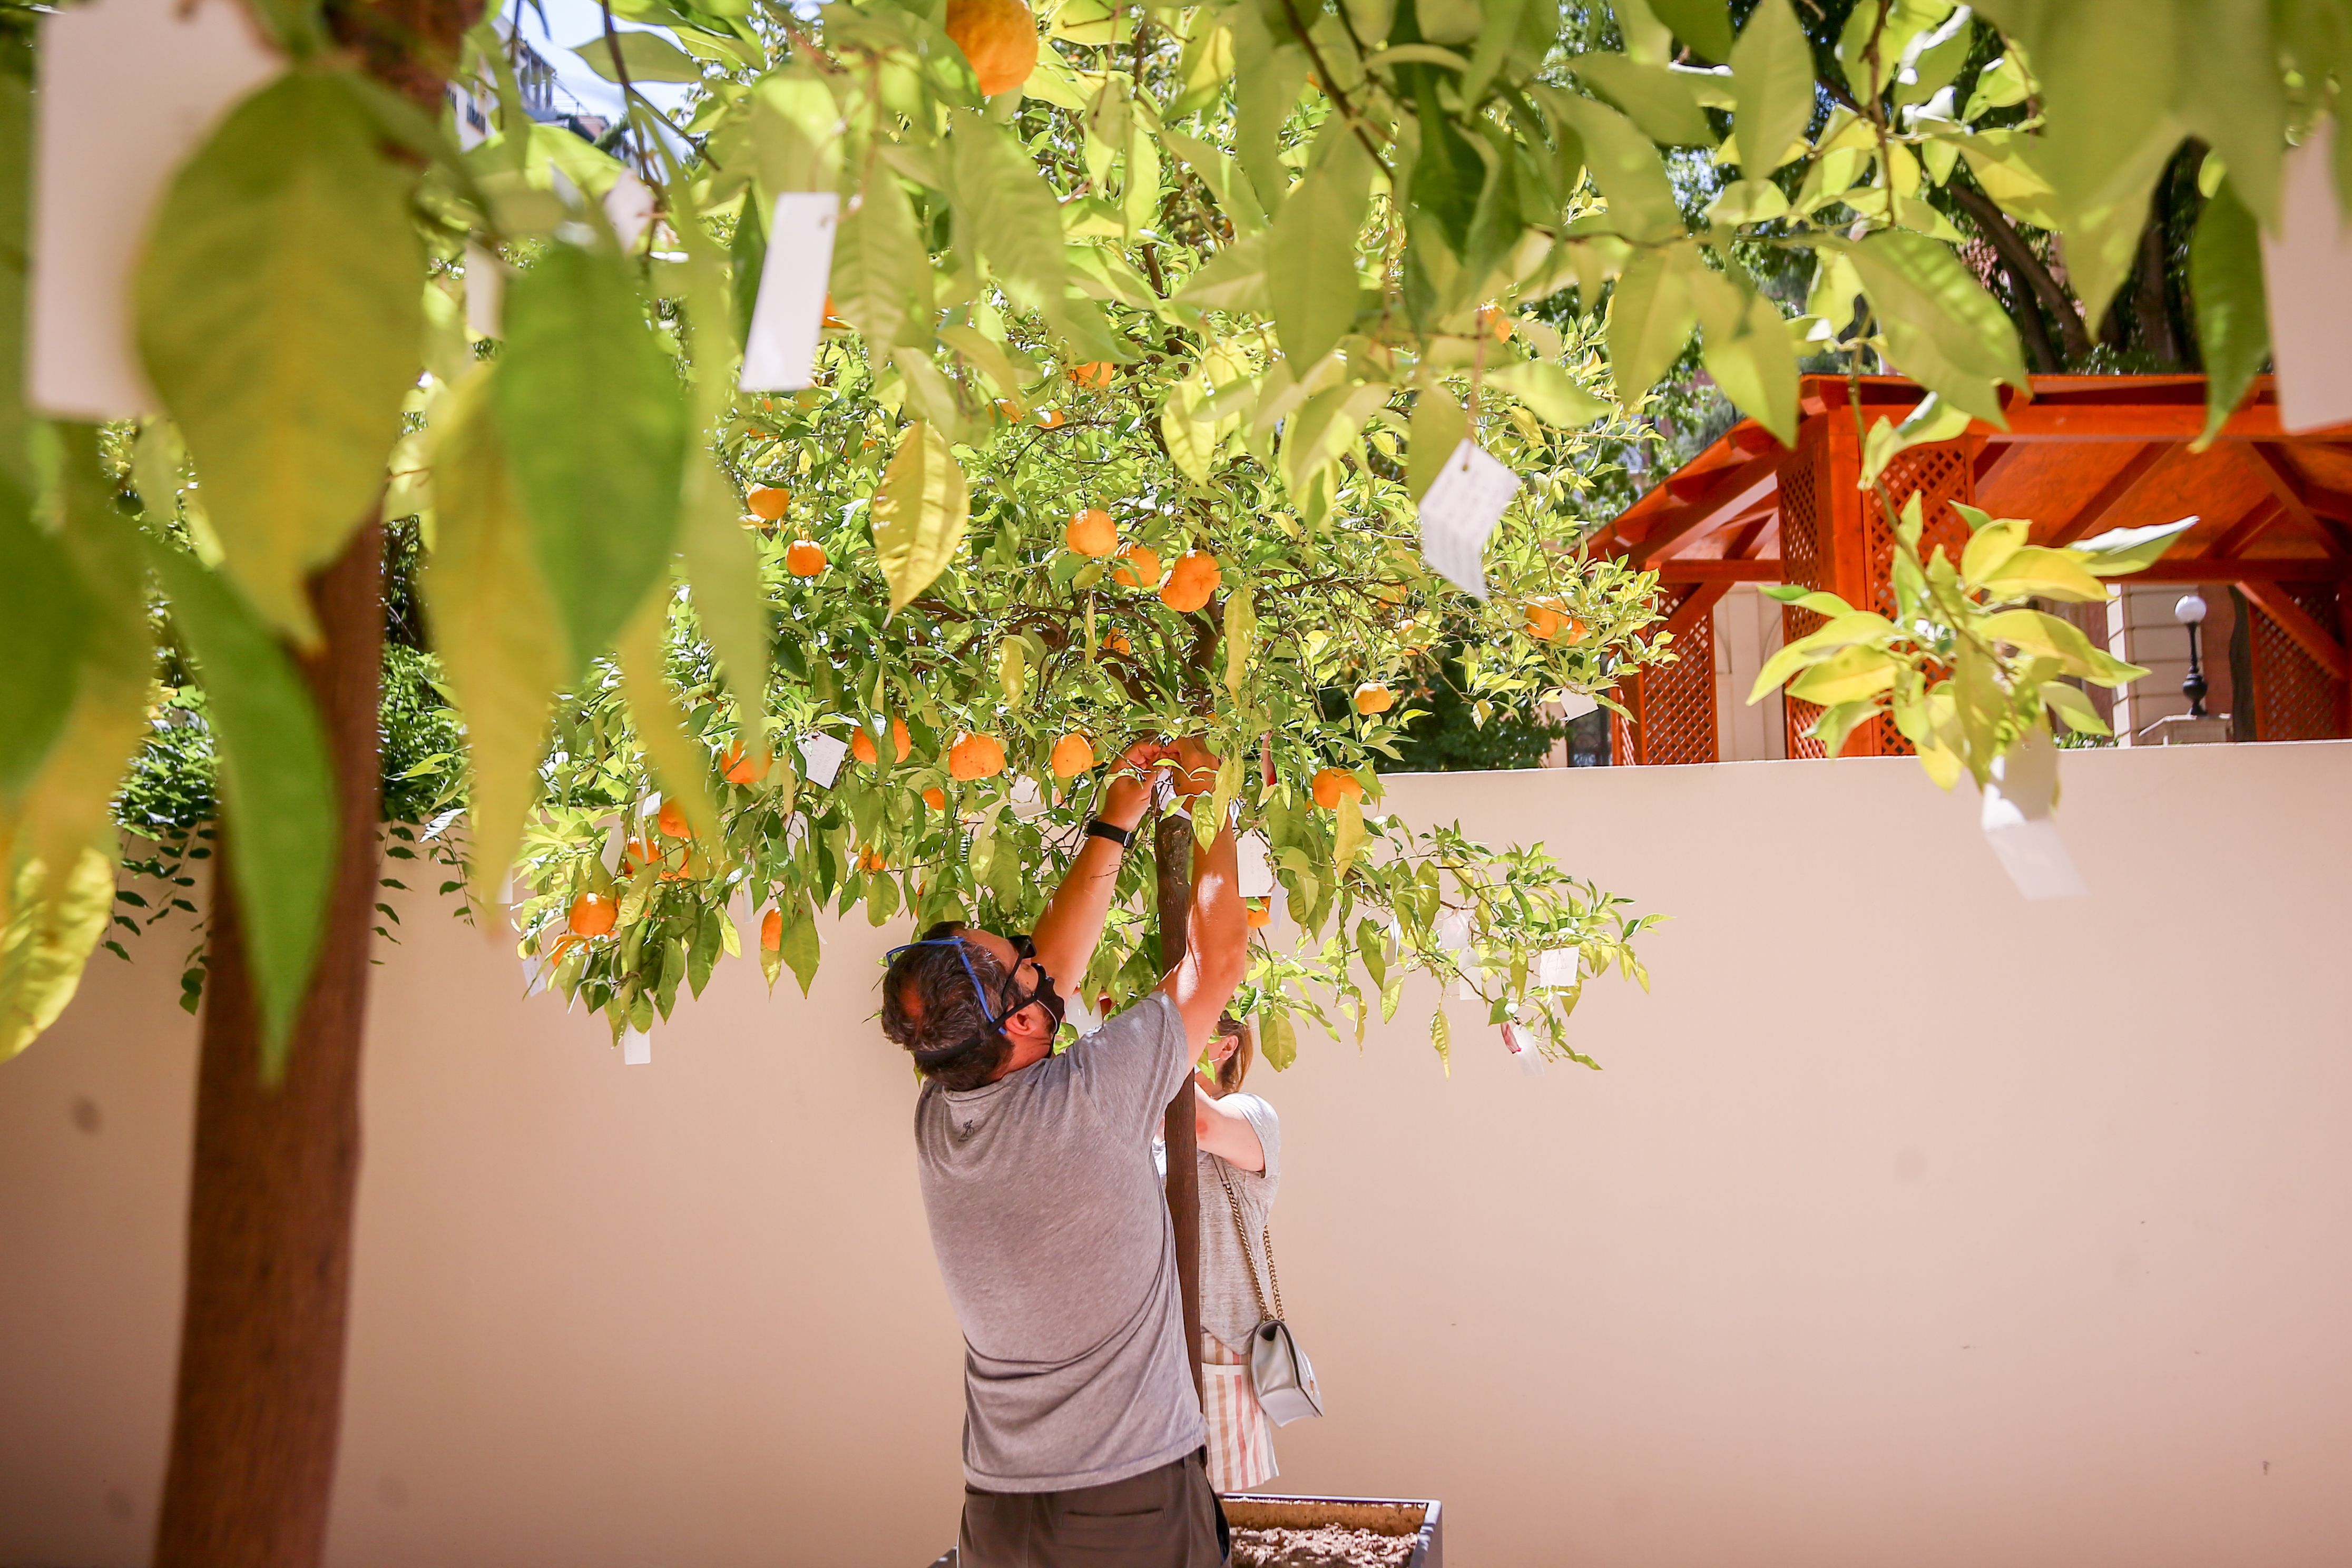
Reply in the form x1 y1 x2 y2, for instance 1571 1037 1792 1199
1193 1015 1282 1495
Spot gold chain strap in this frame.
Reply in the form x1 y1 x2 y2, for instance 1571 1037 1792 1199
1213 1158 1283 1324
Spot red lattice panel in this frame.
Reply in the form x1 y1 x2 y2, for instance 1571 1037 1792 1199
1614 587 1720 765
2250 588 2348 741
1779 422 1827 759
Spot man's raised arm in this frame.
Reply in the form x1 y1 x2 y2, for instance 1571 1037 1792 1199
1161 787 1248 1058
1026 757 1153 994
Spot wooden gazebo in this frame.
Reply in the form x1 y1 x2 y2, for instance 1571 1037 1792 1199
1586 376 2352 763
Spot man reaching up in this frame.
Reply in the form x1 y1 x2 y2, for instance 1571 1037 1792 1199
880 740 1248 1567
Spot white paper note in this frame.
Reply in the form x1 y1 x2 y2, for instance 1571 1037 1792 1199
1535 947 1578 988
603 169 656 254
1434 909 1472 951
740 192 840 391
2261 123 2352 434
1979 729 2086 900
622 1028 652 1066
1237 832 1275 898
1556 690 1599 722
798 731 849 789
1008 775 1048 819
1501 1020 1544 1077
1417 440 1521 600
28 0 282 418
463 240 505 338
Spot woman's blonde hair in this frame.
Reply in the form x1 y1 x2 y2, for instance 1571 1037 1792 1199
1214 1014 1253 1093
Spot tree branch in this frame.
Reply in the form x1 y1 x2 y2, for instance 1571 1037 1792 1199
1943 178 2092 361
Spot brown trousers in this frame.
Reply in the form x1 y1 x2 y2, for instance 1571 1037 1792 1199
958 1450 1228 1567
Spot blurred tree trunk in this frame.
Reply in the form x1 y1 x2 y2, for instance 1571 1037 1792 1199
153 4 476 1563
1155 809 1203 1408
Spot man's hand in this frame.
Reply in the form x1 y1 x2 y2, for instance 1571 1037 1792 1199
1116 736 1218 803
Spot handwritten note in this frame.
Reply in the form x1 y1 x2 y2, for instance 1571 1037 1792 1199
1417 440 1521 601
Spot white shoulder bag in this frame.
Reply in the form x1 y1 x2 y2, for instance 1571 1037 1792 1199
1216 1162 1323 1425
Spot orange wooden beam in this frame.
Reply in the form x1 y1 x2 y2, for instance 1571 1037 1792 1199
1662 581 1732 639
1628 452 1781 567
2042 441 2175 545
2210 497 2287 559
2123 555 2346 582
1657 558 1783 582
2243 442 2352 558
2242 581 2351 680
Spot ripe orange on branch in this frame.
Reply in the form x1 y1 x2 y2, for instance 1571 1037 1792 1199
1245 898 1272 929
1525 601 1584 642
1066 360 1115 388
1354 683 1395 714
1312 768 1365 809
760 909 784 952
944 0 1039 96
850 716 912 766
1065 508 1118 557
1158 551 1221 613
657 799 692 839
786 538 828 577
1049 733 1095 777
721 742 767 785
1111 543 1161 588
569 892 617 937
747 485 791 520
948 732 1008 781
923 786 948 811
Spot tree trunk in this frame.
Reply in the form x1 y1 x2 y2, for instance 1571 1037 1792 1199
154 521 386 1568
1154 807 1203 1409
1945 178 2093 362
2133 202 2180 365
2000 264 2063 373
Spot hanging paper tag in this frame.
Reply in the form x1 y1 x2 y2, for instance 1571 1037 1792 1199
1555 690 1599 722
1978 729 2086 900
27 0 282 418
2260 123 2352 434
1008 775 1049 819
1416 439 1520 600
798 731 849 789
1535 947 1578 988
1434 909 1472 951
622 1028 652 1065
603 169 656 254
464 240 505 338
1236 832 1275 898
740 191 840 391
1501 1020 1544 1076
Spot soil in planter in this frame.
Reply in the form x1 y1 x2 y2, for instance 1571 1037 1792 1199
1230 1524 1418 1568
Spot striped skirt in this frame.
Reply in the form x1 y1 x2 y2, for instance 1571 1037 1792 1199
1201 1332 1278 1495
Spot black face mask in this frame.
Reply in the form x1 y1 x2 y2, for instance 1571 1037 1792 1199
1001 934 1067 1036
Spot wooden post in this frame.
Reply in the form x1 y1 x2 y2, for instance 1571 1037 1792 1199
1154 807 1203 1408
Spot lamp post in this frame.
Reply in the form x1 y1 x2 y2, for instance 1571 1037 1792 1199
2175 592 2210 719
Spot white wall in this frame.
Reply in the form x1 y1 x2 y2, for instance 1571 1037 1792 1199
5 743 2352 1568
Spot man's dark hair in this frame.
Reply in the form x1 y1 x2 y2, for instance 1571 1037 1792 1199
881 923 1014 1092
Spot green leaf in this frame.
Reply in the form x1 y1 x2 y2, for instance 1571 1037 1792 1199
1977 545 2108 602
1786 644 1899 705
1260 1006 1298 1071
420 370 565 901
0 842 117 1063
830 168 922 351
495 242 689 675
1572 54 1716 146
2189 178 2269 449
1860 393 1972 488
616 596 720 846
1606 244 1698 400
1334 791 1367 874
1171 231 1274 314
1160 378 1219 484
1407 380 1468 503
1223 586 1255 695
1485 360 1610 428
572 28 704 83
0 497 89 801
1959 516 2029 584
1267 129 1373 368
1844 231 2027 425
1730 0 1812 187
749 66 844 195
149 544 337 1073
1689 267 1798 446
1648 0 1733 62
872 421 970 611
680 453 770 731
1981 607 2102 670
1429 1004 1451 1074
2073 518 2194 576
1541 90 1683 243
2041 680 2110 736
137 68 424 644
781 903 820 995
1231 12 1311 212
948 113 1067 312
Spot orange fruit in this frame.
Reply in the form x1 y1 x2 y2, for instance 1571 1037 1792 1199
1067 360 1115 388
1354 682 1395 714
1312 768 1365 810
1246 898 1272 929
760 909 783 951
923 786 948 811
748 485 791 520
620 835 656 874
859 846 889 872
1049 733 1095 778
821 293 849 330
721 742 766 785
1525 602 1584 642
569 891 617 936
948 732 1008 781
993 398 1023 421
787 539 827 576
1104 632 1132 655
1159 550 1221 613
944 0 1038 96
1477 303 1513 341
1111 543 1161 589
1036 408 1065 428
657 799 692 839
1066 507 1118 557
849 717 909 767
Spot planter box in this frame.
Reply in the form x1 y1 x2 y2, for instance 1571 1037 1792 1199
1225 1494 1443 1568
927 1493 1443 1568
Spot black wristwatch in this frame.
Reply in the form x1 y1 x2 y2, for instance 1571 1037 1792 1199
1083 818 1134 848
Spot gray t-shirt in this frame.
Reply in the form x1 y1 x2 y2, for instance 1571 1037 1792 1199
914 991 1207 1492
1197 1093 1282 1356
